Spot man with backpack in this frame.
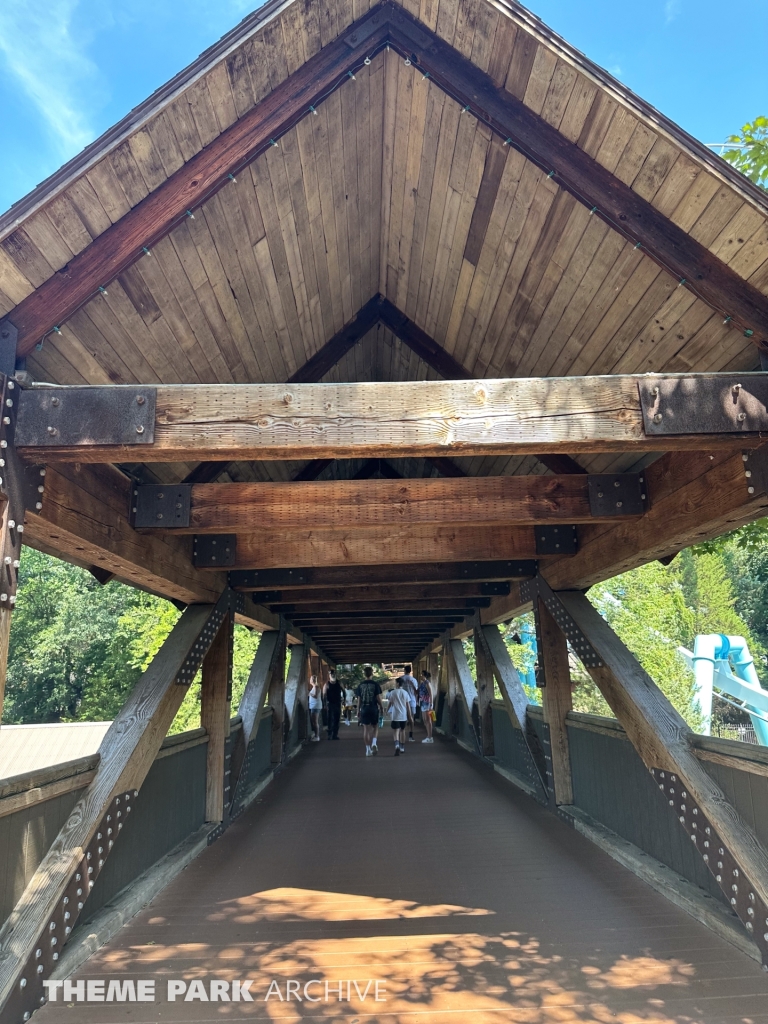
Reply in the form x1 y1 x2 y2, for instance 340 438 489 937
356 666 384 757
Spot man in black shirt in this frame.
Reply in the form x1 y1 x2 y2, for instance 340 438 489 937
324 669 343 740
356 666 383 756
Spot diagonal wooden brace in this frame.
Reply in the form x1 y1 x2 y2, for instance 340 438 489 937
0 588 234 1020
555 588 768 966
448 638 481 751
477 624 549 802
285 642 309 726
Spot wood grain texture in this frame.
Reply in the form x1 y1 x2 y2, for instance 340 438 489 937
179 474 622 533
21 375 767 464
23 463 225 604
222 523 538 569
200 612 233 822
538 597 574 805
449 637 479 738
3 12 390 355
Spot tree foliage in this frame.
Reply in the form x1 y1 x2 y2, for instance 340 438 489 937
722 116 768 190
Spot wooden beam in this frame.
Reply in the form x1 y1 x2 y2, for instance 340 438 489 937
218 524 540 569
267 637 287 764
275 598 491 613
292 459 334 482
284 642 308 726
168 475 628 533
545 449 768 591
288 296 382 383
537 599 574 805
351 458 404 479
558 589 768 962
253 582 509 604
478 624 548 800
200 612 234 822
25 463 226 605
449 638 480 745
389 7 768 346
378 298 472 380
0 592 231 1017
1 11 389 355
21 376 768 464
230 561 533 590
474 627 496 757
481 448 768 625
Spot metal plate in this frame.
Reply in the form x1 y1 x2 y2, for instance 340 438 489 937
588 473 647 517
639 376 768 435
534 525 578 556
520 576 603 669
134 484 191 528
479 581 511 596
653 768 768 967
193 535 237 568
230 568 310 590
0 320 18 376
742 446 768 496
15 386 156 446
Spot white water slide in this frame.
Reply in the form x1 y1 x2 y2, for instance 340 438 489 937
679 634 768 745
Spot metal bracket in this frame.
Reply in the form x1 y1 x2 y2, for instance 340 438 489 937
133 484 191 528
230 568 309 590
15 386 156 447
193 535 237 568
639 376 768 435
520 576 604 670
0 320 18 377
175 590 233 685
742 447 768 496
5 789 137 1023
588 473 647 517
652 768 768 966
534 525 578 556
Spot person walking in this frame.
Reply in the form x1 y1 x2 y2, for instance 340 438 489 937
343 683 356 724
400 664 419 742
356 666 383 757
324 669 343 740
419 669 434 743
387 677 414 756
308 674 323 742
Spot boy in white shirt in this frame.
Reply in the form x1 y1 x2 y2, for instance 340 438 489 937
387 678 414 755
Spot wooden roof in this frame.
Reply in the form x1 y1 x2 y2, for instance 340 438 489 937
3 0 768 487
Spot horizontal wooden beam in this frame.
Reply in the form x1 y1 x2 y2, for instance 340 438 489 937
250 581 510 604
230 561 534 590
389 7 768 346
18 375 768 463
480 447 768 626
24 463 225 605
147 475 638 534
0 10 388 355
274 598 491 613
205 524 539 569
21 463 291 633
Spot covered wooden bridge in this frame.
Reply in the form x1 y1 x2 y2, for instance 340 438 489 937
1 0 768 1019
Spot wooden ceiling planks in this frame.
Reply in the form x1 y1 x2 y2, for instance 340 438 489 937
4 0 765 433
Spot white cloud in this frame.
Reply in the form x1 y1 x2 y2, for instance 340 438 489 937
0 0 100 158
664 0 681 23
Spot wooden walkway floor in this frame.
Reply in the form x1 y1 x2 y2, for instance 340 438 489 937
39 722 768 1023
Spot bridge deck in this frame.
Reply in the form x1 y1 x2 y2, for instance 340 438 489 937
39 723 768 1023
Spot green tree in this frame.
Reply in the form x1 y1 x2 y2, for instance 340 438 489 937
723 116 768 189
5 550 147 723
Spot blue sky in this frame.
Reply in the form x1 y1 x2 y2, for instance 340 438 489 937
0 0 765 215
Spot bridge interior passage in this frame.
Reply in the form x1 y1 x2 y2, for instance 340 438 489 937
5 0 768 1018
34 726 768 1024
